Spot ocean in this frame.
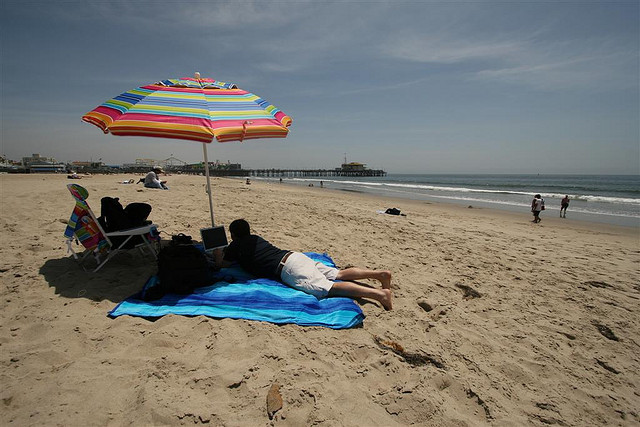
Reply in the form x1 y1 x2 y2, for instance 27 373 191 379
253 174 640 228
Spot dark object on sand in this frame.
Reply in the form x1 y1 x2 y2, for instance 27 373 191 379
171 233 193 245
373 335 446 369
592 321 619 341
584 280 612 289
98 197 152 249
385 207 406 216
143 236 211 301
266 383 283 420
596 359 620 374
455 283 482 299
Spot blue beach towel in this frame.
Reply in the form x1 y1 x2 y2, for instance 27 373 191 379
109 252 365 329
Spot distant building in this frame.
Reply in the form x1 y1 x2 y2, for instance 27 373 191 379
182 162 242 171
217 162 242 170
22 153 54 166
338 162 367 172
122 158 157 169
0 156 20 172
70 161 92 168
22 153 65 173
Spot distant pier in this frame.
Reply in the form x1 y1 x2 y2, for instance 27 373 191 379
248 169 386 178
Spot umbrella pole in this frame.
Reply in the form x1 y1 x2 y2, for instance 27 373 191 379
202 142 215 226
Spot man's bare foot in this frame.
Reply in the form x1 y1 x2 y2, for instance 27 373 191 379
379 289 393 310
379 270 392 289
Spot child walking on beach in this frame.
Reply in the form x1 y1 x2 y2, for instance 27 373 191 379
560 195 570 218
531 194 545 223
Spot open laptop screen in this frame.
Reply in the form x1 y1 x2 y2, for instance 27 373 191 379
200 226 228 252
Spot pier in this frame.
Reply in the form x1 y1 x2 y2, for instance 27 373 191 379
247 169 386 178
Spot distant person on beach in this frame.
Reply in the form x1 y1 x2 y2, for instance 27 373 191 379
144 166 168 190
212 219 393 310
560 195 570 218
531 194 545 223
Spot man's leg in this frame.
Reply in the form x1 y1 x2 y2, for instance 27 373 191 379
335 267 392 289
328 281 392 310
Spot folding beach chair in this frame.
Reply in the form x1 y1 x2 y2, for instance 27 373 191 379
64 184 160 272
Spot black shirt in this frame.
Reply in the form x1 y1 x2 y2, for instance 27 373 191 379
223 235 289 279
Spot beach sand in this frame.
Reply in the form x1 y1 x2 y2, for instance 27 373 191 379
1 173 638 426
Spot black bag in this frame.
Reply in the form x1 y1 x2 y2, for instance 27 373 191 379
124 203 152 226
98 197 152 249
99 197 130 231
143 239 211 301
385 207 402 215
171 233 193 245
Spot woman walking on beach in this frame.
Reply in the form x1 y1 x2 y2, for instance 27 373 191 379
531 194 545 223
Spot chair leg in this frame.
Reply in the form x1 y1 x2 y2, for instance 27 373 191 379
92 235 136 272
139 235 159 259
81 230 160 272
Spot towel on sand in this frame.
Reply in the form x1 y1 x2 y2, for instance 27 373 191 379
109 252 365 329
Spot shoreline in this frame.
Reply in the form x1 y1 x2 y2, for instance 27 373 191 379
251 175 640 228
1 173 638 425
255 176 639 236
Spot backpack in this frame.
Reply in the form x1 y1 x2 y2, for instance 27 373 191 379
143 237 212 301
98 197 152 249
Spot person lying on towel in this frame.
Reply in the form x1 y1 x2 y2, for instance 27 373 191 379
212 219 393 310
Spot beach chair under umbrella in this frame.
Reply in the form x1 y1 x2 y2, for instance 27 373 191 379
64 184 160 272
82 73 292 226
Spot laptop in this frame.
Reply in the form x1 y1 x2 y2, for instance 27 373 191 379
200 225 229 253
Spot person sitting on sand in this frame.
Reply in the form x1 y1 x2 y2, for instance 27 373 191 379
531 194 544 223
144 166 168 190
212 219 393 310
560 195 570 218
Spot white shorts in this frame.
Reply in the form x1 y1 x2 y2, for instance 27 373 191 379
280 252 339 298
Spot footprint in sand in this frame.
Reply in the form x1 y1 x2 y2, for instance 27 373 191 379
455 283 481 299
417 298 448 322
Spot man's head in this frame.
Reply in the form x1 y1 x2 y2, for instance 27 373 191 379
229 219 250 240
535 194 541 199
153 166 163 173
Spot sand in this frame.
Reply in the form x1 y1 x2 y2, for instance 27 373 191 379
0 173 638 426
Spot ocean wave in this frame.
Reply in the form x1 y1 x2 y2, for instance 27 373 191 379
297 179 640 205
388 191 640 218
262 177 640 206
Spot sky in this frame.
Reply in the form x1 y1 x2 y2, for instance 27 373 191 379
1 0 638 174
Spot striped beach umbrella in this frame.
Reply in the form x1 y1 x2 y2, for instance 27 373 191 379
82 73 292 226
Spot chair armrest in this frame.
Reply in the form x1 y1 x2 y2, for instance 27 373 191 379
104 224 156 237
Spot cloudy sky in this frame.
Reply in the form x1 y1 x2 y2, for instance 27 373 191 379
1 0 638 174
